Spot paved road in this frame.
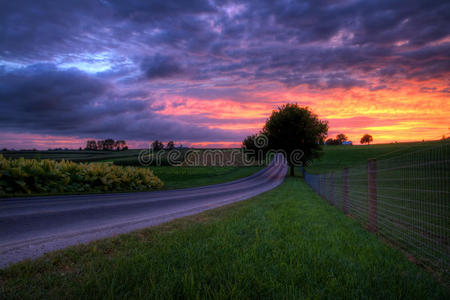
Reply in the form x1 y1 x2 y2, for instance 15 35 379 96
0 156 287 268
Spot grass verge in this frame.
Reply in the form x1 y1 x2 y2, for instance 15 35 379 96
0 177 447 299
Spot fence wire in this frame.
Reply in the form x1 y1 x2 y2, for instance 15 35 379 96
304 142 449 283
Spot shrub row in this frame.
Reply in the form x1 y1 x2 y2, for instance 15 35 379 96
0 155 163 196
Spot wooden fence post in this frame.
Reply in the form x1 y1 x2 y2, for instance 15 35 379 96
368 158 377 232
343 168 349 214
316 175 319 193
330 172 334 205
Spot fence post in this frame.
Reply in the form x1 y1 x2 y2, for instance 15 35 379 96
317 174 322 196
368 158 377 232
330 172 334 205
343 168 349 214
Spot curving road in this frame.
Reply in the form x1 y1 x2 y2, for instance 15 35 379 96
0 155 287 268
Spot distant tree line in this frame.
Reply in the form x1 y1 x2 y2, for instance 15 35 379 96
151 140 176 151
325 133 348 145
85 139 128 151
324 133 374 145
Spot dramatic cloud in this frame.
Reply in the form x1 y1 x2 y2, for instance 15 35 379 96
0 0 449 148
141 55 184 79
0 64 242 142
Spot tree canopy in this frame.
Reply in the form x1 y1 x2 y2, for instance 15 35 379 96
360 134 373 145
325 133 348 145
166 141 175 150
85 139 127 151
152 140 164 151
262 103 328 176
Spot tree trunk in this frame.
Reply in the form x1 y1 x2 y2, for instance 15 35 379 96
290 165 295 176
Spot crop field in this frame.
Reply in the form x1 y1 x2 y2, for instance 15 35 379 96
0 149 143 163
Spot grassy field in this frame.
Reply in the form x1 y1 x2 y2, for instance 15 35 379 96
0 149 143 163
304 140 450 283
306 140 446 173
152 166 262 189
0 177 447 299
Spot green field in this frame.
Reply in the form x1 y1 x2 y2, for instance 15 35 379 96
306 140 446 173
152 166 262 189
0 149 143 163
304 140 450 283
0 177 447 299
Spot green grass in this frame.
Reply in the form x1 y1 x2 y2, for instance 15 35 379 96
152 166 263 189
307 140 446 173
1 177 447 299
304 141 450 283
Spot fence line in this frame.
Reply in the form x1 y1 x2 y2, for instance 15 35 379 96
303 142 449 283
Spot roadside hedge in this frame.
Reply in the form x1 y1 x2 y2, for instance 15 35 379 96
0 155 163 196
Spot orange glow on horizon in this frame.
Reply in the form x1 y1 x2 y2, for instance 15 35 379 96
155 78 449 146
2 80 447 149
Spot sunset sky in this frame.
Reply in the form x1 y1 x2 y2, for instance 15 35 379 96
0 0 449 149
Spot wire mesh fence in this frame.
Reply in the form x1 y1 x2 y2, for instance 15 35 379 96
304 142 449 283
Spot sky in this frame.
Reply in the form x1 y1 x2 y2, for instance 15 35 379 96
0 0 449 149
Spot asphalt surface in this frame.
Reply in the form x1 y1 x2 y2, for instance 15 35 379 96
0 155 287 268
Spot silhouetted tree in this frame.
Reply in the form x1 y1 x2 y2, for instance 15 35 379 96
336 133 348 144
103 139 115 151
262 103 328 176
96 140 104 150
166 141 175 150
152 140 164 151
325 138 338 145
85 140 97 150
326 134 348 145
115 140 127 151
360 134 373 145
242 134 260 159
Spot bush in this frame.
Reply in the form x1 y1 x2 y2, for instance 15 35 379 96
0 155 163 196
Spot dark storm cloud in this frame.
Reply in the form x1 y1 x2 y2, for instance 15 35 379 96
0 0 110 61
0 65 241 141
1 0 448 82
107 0 216 21
141 55 184 79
